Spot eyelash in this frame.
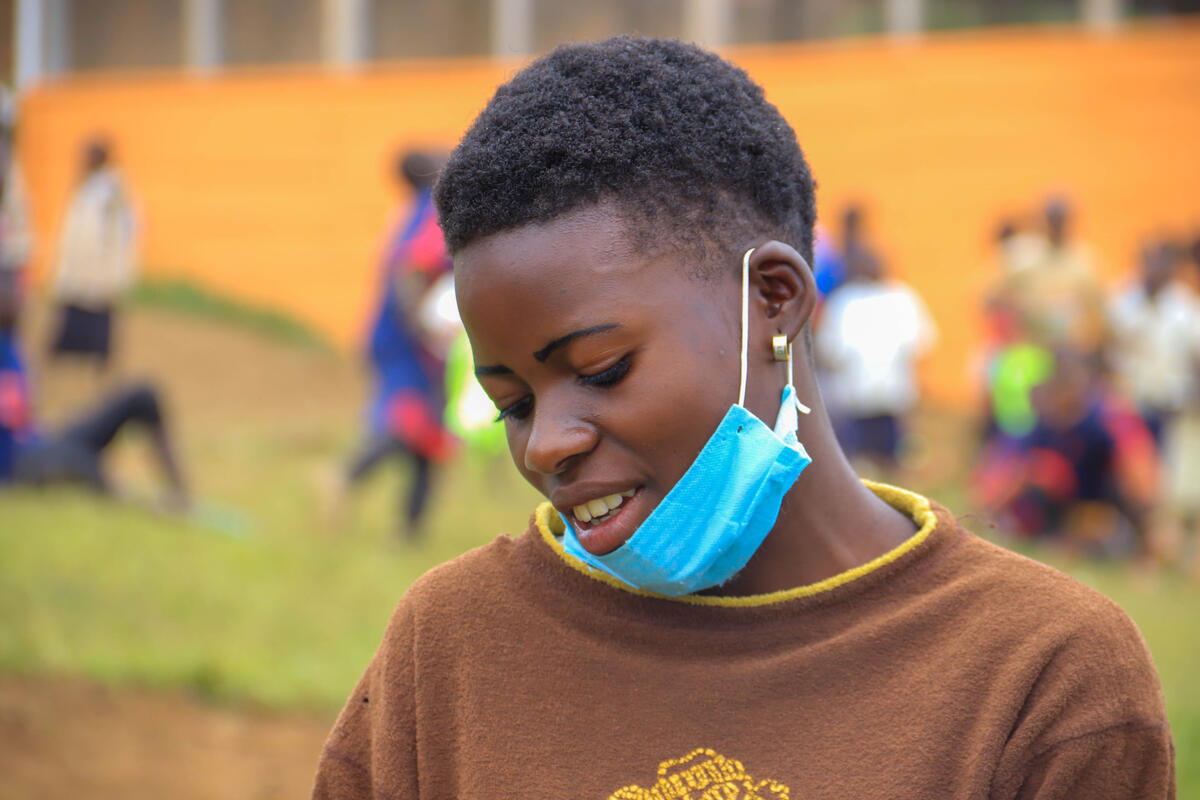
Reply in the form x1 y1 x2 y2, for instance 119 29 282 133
495 396 532 422
493 355 633 422
578 355 632 388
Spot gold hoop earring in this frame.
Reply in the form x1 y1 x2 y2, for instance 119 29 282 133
772 334 789 362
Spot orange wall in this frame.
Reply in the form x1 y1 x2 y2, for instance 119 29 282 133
18 24 1200 407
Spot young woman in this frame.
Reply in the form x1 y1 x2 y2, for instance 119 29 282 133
313 37 1173 799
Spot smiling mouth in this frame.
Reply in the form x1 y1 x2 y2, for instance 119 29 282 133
572 489 637 527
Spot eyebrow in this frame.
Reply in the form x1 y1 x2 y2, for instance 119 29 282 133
473 323 621 377
533 324 619 363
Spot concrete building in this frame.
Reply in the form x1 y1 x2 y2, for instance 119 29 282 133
5 0 1150 90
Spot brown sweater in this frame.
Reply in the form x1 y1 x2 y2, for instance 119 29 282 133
312 484 1175 798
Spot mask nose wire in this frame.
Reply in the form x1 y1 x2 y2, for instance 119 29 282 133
738 248 753 408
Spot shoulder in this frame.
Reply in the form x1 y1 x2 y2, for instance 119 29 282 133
1107 285 1142 317
403 532 526 614
949 538 1174 793
944 531 1164 727
1165 283 1200 314
820 285 854 312
953 532 1147 645
912 516 1156 692
367 532 533 664
884 281 930 313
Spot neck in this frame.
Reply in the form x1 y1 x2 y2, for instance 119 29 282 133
715 372 918 596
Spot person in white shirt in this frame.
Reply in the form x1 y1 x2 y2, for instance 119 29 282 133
0 89 33 276
815 248 937 473
48 138 138 371
1108 241 1200 445
1109 240 1200 571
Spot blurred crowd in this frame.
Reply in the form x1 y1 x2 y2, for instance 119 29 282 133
970 200 1200 568
3 107 1199 574
809 197 1200 572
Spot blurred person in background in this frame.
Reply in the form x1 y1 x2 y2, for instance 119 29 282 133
993 197 1106 355
1108 239 1200 445
811 223 843 298
1188 232 1200 291
839 203 867 261
974 348 1160 558
48 137 138 374
1151 235 1200 577
815 247 936 476
977 218 1034 447
329 150 457 539
0 88 33 278
812 203 873 298
0 270 187 510
811 203 877 444
992 215 1049 275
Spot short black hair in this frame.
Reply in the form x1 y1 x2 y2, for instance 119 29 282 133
82 137 111 172
434 36 816 276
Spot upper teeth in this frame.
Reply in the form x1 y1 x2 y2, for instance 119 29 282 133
573 490 635 524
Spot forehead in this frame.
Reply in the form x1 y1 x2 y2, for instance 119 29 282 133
455 208 666 310
453 206 722 358
456 206 640 285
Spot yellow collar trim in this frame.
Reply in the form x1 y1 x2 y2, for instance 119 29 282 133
533 480 938 607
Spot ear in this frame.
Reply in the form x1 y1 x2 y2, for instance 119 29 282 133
747 240 817 342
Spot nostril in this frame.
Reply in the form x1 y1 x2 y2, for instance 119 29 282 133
524 419 599 476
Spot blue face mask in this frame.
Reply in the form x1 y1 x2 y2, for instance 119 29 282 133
562 248 813 596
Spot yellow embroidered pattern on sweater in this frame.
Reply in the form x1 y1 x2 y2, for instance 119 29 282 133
609 748 789 800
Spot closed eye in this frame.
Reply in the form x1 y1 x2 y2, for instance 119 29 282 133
495 395 533 422
579 355 631 388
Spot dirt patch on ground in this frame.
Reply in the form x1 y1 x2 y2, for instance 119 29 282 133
21 299 364 433
0 675 333 800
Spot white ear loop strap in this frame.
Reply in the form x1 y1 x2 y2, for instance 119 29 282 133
786 340 794 391
738 248 753 407
741 246 813 416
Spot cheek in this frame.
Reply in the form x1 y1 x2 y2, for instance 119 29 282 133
613 355 734 480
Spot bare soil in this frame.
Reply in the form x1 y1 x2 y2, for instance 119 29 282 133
0 675 333 800
2 304 355 799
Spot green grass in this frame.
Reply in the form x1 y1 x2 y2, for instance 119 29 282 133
0 304 1197 792
0 458 540 712
131 278 332 351
3 475 1196 792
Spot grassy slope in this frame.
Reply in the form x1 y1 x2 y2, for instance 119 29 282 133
0 297 1196 791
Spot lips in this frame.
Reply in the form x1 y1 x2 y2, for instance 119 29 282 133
557 487 644 556
571 489 636 525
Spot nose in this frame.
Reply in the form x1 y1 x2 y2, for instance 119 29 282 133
522 402 598 476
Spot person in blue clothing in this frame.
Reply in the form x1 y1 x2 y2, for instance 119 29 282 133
0 270 186 507
811 224 844 298
335 150 457 538
812 204 872 299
